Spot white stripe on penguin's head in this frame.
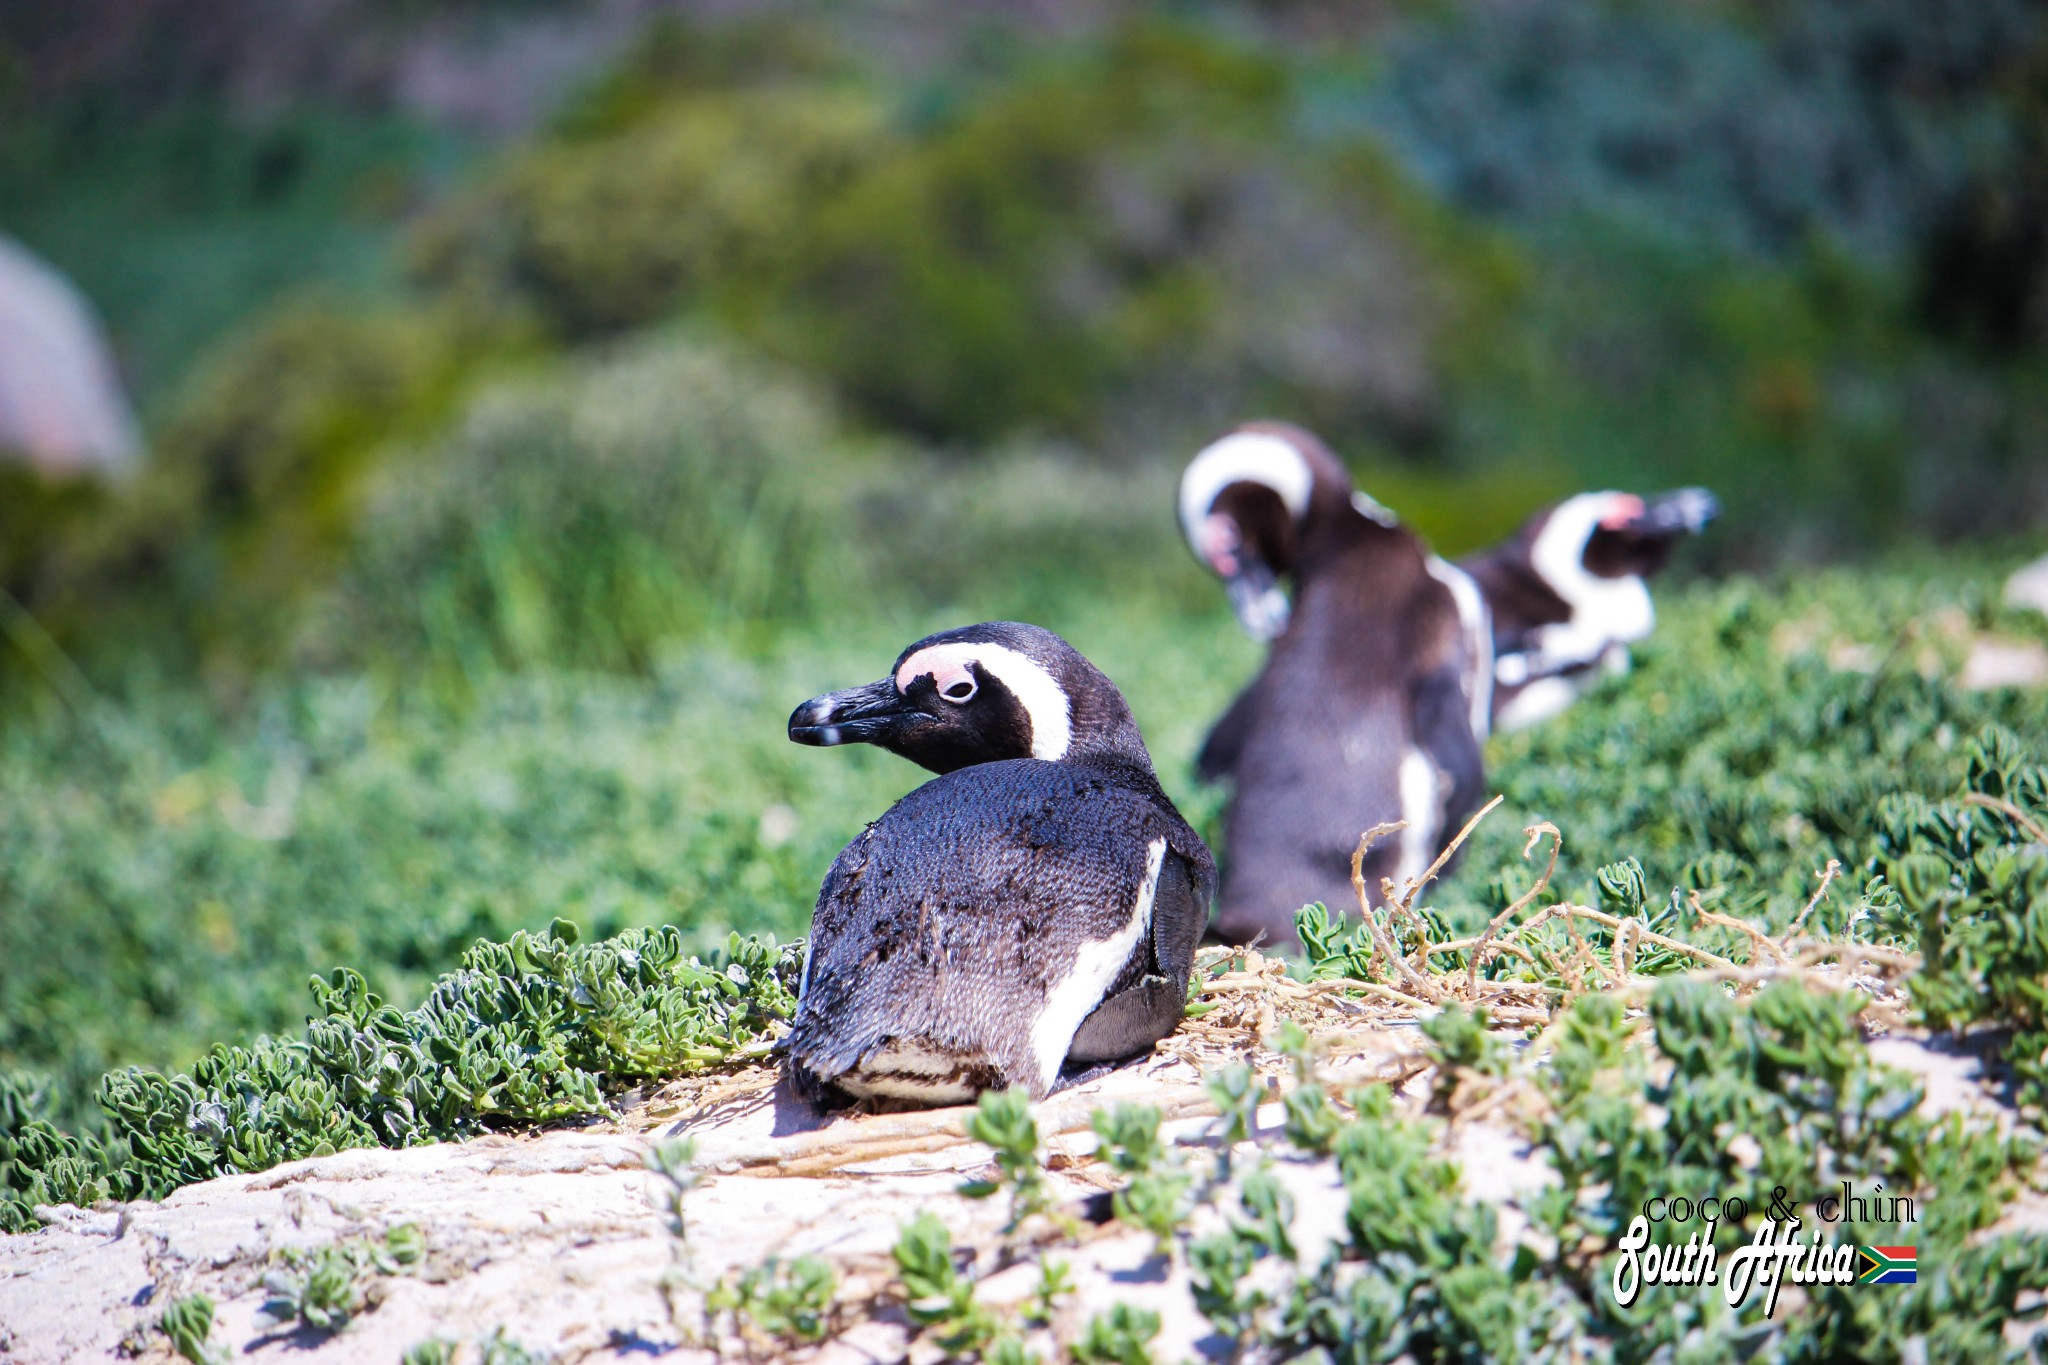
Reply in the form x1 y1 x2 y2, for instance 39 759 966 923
896 640 1073 761
1531 493 1629 598
1178 431 1315 553
1531 493 1655 631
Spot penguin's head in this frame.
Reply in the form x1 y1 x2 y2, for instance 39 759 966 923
1178 422 1390 642
1527 488 1719 588
788 622 1152 775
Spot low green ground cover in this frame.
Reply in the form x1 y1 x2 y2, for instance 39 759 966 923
4 546 2045 1247
844 975 2043 1364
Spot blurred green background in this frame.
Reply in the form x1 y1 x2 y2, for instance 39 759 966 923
3 0 2047 1126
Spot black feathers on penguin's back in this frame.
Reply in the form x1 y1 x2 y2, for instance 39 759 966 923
790 759 1208 1103
783 623 1215 1107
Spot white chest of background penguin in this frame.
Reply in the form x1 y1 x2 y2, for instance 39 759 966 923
781 622 1215 1106
1178 422 1489 950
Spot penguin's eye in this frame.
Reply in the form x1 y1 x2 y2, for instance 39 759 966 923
939 677 978 704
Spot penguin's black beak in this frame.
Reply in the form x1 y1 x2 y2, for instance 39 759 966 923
789 678 923 748
1584 486 1718 580
1627 488 1719 538
1222 558 1291 643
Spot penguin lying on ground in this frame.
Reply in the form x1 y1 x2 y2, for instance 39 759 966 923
1461 488 1717 732
782 622 1215 1106
1179 423 1488 949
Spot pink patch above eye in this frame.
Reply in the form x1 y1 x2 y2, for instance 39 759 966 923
1599 494 1646 529
896 643 980 694
1199 514 1241 575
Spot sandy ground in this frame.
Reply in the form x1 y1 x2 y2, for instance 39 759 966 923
1 1026 2038 1362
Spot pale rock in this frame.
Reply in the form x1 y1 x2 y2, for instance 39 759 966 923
2004 555 2048 619
0 1032 2036 1362
1960 638 2048 691
0 235 140 479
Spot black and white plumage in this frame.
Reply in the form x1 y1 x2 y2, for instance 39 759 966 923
1462 488 1717 732
782 622 1215 1106
1180 424 1489 950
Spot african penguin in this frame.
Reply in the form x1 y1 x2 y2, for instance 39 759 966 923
1179 423 1489 949
1461 488 1717 732
782 622 1216 1107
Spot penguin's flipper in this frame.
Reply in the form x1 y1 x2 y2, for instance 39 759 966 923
1411 663 1487 852
1146 849 1203 991
1194 682 1259 782
1066 847 1207 1066
1065 975 1183 1064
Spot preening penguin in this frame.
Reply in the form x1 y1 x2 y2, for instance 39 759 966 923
1179 423 1489 949
1462 488 1717 732
783 623 1215 1106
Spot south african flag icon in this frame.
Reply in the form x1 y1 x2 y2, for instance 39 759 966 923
1859 1246 1917 1285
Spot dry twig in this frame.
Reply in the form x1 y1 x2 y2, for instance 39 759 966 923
1962 792 2048 846
1349 822 1447 1003
1790 859 1844 934
1463 820 1561 998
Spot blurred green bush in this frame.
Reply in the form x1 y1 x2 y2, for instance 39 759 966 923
9 8 2048 692
0 97 451 408
324 338 871 675
13 299 530 691
410 22 1480 448
413 87 888 340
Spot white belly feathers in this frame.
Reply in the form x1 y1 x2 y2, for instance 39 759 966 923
1027 837 1167 1093
1395 748 1442 889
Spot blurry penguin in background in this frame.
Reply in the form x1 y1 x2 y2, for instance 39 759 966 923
1462 488 1717 732
782 622 1214 1106
1179 423 1489 949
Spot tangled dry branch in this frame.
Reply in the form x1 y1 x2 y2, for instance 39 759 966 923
1190 800 1918 1058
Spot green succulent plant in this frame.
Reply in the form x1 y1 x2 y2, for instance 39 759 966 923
2 923 796 1230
